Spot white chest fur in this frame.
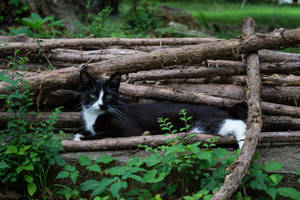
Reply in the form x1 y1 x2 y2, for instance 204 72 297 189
82 107 101 135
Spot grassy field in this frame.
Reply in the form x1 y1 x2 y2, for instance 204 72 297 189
158 0 300 53
159 1 300 39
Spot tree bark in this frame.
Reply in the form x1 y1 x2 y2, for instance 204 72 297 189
262 74 300 86
47 48 143 63
263 115 300 131
169 84 300 106
127 66 245 82
211 17 262 200
0 38 221 55
61 131 300 152
1 112 299 132
259 49 300 63
127 63 300 82
120 83 300 117
2 26 300 95
208 60 300 75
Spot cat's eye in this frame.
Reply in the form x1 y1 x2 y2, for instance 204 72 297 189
106 94 112 100
90 93 96 99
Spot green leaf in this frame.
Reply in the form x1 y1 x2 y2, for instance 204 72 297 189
78 155 92 166
70 171 79 183
56 171 70 179
80 179 100 191
27 182 37 196
263 162 283 172
65 165 76 172
196 151 212 162
143 154 161 167
95 155 115 164
122 173 144 183
108 166 126 176
277 187 300 200
24 174 33 183
155 194 163 200
91 178 117 197
22 163 34 171
0 160 10 169
265 188 277 200
296 169 300 176
110 181 128 199
143 167 171 183
5 146 18 154
87 164 102 173
269 174 283 186
0 71 16 86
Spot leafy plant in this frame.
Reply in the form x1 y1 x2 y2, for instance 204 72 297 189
53 108 300 200
241 161 300 200
0 51 65 199
10 12 64 38
85 8 112 37
125 0 161 36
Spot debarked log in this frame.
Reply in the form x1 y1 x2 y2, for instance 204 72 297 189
61 131 300 152
2 27 300 95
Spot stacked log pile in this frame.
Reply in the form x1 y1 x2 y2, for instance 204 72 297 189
2 17 300 199
1 28 300 135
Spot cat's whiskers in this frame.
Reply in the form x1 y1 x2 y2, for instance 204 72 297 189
107 106 125 120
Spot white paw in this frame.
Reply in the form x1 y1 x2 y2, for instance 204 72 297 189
73 133 84 141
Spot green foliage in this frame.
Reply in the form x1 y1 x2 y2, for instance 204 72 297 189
10 12 64 38
157 117 177 134
0 51 64 199
125 0 162 37
157 108 192 135
86 8 112 37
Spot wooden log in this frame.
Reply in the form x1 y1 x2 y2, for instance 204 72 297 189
2 26 300 95
259 49 300 63
0 38 222 55
171 84 300 106
61 131 300 152
127 66 245 82
127 63 300 83
263 115 300 131
120 83 300 117
48 48 144 63
215 74 300 87
1 111 299 132
262 74 300 86
212 17 262 200
208 60 300 75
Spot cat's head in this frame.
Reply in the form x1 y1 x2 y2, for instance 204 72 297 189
80 70 122 115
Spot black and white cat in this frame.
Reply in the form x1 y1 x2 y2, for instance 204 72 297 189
74 70 248 148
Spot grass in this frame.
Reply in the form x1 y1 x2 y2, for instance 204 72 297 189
159 1 300 33
159 1 300 52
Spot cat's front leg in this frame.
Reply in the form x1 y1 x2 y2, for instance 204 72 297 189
73 130 91 141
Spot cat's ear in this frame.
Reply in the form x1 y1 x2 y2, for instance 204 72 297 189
107 72 121 91
80 70 95 89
